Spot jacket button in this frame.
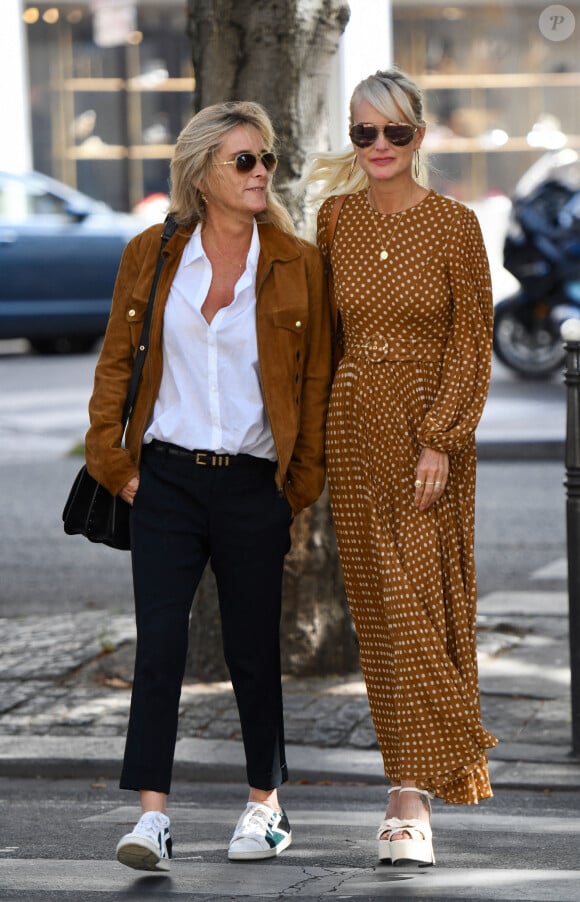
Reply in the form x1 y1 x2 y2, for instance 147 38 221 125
295 320 302 328
128 309 136 317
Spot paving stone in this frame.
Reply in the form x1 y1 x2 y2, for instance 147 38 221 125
0 607 574 760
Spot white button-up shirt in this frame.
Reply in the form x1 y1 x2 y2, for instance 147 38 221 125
144 222 276 460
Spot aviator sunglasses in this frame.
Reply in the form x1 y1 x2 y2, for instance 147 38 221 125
349 122 417 148
217 151 278 173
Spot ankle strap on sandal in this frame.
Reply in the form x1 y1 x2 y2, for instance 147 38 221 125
397 787 434 799
388 786 434 799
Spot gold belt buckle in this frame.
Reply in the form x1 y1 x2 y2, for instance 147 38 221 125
195 452 230 467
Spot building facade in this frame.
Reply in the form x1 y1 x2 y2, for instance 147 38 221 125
25 1 193 210
22 0 580 209
394 0 580 200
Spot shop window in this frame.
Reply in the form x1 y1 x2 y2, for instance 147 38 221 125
393 1 580 200
26 2 194 212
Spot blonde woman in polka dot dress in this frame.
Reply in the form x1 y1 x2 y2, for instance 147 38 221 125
305 68 497 866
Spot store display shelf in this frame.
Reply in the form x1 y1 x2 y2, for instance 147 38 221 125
417 72 580 90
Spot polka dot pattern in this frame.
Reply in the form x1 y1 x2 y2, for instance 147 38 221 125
317 190 497 805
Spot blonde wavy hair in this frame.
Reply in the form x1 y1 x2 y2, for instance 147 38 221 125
169 101 296 235
302 67 426 201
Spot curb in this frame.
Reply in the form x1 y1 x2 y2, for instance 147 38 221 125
477 439 564 461
1 736 579 791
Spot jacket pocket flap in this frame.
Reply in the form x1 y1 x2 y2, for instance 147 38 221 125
272 307 308 333
125 300 148 324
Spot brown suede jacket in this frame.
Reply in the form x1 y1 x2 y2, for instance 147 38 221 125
85 220 332 516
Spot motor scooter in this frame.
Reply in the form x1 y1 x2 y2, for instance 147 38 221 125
493 150 580 378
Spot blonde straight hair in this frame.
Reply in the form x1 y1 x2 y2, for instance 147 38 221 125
169 101 296 235
302 67 426 201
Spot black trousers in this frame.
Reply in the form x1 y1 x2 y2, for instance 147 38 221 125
119 441 293 795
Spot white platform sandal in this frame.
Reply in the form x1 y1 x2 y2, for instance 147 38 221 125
376 786 401 864
389 787 435 867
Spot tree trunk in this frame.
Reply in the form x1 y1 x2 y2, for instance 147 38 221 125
186 0 350 224
280 486 358 676
184 0 357 681
187 488 358 680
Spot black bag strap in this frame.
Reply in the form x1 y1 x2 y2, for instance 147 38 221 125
121 214 178 427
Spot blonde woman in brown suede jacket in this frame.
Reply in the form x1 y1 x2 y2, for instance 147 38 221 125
85 101 331 871
86 218 329 514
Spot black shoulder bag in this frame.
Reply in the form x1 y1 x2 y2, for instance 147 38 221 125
62 215 177 550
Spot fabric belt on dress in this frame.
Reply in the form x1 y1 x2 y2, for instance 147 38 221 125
344 336 445 363
145 439 275 470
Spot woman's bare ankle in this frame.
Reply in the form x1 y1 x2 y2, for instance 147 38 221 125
248 787 280 811
396 785 431 826
385 784 400 819
139 789 168 815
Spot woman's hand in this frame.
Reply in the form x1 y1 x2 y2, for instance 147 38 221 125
414 447 449 512
119 476 140 506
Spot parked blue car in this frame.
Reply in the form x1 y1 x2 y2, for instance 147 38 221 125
0 170 141 353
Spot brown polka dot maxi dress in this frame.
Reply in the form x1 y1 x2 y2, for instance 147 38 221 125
318 190 497 805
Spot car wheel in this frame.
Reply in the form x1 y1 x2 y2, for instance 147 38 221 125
28 336 99 355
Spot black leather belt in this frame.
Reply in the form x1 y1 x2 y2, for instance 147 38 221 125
146 439 274 469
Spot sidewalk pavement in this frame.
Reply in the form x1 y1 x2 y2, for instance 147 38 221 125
0 584 578 790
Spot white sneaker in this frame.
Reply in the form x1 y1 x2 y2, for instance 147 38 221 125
116 811 172 871
228 802 292 861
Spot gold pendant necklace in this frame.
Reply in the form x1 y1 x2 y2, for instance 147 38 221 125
369 207 403 261
206 234 247 272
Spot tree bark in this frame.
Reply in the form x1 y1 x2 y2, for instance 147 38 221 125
187 488 358 680
186 0 350 223
184 0 357 681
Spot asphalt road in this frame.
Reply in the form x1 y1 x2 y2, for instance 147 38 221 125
1 778 579 901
